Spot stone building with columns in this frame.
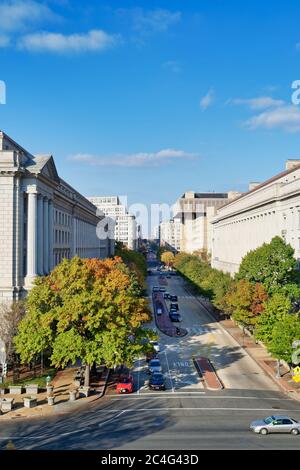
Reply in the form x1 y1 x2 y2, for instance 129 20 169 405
211 160 300 276
0 131 114 302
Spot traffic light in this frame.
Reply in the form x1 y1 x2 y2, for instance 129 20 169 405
2 363 7 377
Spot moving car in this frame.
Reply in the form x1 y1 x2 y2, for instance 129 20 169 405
164 292 170 300
150 340 160 352
250 416 300 435
170 295 178 302
149 373 165 391
148 359 162 374
152 286 160 292
169 311 181 322
156 307 163 316
170 303 179 311
159 287 166 293
116 374 134 394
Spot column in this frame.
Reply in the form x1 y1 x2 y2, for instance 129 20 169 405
48 200 54 271
25 191 38 286
43 198 49 274
37 195 44 275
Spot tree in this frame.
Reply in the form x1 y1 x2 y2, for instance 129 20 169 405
115 242 147 292
268 314 300 365
14 257 152 386
255 292 292 345
161 251 175 267
237 236 300 296
223 280 268 329
0 301 26 364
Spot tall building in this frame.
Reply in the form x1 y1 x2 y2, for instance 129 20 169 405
159 218 182 253
87 196 138 250
0 131 113 302
173 191 241 255
211 160 300 275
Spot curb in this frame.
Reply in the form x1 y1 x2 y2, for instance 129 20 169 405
0 368 111 421
183 280 300 402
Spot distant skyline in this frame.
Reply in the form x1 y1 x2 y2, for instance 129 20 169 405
1 0 300 214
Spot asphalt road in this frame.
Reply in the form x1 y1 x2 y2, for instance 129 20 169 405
1 259 300 450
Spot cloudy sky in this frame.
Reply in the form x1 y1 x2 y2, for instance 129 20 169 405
1 0 300 221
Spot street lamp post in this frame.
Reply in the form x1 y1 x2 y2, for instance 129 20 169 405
276 359 281 379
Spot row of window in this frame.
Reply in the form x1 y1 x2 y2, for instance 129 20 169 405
55 229 71 245
55 209 71 227
54 249 71 265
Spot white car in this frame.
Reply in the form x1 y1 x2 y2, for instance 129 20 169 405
150 341 160 352
156 308 163 316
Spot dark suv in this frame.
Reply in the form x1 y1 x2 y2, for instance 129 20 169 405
170 295 178 302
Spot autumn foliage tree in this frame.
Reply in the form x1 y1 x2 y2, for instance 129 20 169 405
223 279 268 329
161 251 175 267
14 257 152 385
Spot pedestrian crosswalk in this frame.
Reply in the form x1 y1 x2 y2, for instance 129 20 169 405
185 326 226 336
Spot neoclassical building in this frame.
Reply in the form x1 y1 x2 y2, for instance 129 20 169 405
211 160 300 275
173 191 241 254
0 131 114 302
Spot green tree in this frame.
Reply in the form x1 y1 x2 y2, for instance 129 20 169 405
237 236 300 296
14 257 152 385
255 292 292 345
268 314 300 365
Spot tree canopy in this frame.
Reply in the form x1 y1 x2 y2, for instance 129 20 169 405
14 257 152 373
237 236 300 296
161 251 175 267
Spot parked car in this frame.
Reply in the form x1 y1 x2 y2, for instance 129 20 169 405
159 287 166 293
170 295 178 302
152 286 160 292
250 416 300 435
169 311 181 322
148 359 162 374
116 374 134 394
146 351 159 362
170 303 179 311
149 373 165 391
156 307 163 316
164 292 170 300
150 340 160 352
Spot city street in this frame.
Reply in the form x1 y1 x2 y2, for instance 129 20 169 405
1 263 300 450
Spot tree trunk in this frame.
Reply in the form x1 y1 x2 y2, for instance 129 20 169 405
84 364 90 387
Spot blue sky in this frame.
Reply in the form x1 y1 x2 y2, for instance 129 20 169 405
1 0 300 218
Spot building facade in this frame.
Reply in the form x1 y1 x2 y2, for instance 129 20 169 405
0 131 113 302
159 218 182 253
211 160 300 276
173 191 241 255
87 196 138 250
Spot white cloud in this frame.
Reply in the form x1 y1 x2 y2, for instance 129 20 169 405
200 88 215 111
18 29 120 53
68 148 197 168
0 35 10 47
245 105 300 132
231 96 284 110
117 8 181 38
0 0 57 32
162 60 181 73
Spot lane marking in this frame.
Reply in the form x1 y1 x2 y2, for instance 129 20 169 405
164 350 175 393
109 395 295 401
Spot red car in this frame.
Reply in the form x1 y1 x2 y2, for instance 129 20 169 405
116 374 134 394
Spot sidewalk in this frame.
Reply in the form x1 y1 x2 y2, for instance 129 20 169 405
195 293 300 400
0 366 110 421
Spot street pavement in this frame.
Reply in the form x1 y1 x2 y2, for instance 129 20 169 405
1 260 300 449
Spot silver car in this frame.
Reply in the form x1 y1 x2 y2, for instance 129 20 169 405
250 415 300 435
